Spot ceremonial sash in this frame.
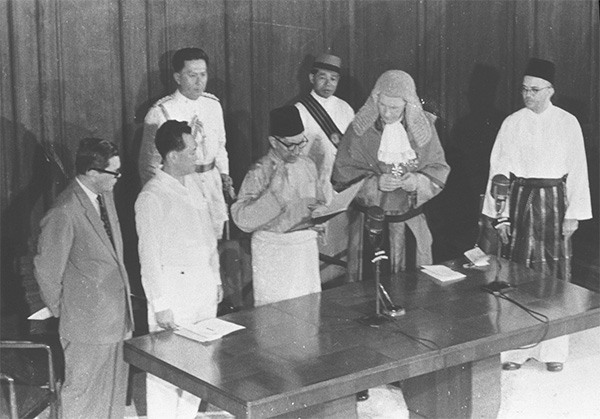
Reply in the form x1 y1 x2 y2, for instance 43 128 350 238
299 95 342 148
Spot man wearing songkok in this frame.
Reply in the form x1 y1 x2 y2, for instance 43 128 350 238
136 120 223 418
295 53 356 281
295 53 355 190
138 47 231 237
34 138 134 418
332 70 450 276
231 106 329 306
483 58 592 373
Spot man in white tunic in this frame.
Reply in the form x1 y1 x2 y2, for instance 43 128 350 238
136 120 223 418
295 54 355 189
231 106 329 306
138 47 230 235
295 54 356 282
482 58 592 372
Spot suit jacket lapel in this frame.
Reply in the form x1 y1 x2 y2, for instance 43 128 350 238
103 192 125 265
73 183 119 261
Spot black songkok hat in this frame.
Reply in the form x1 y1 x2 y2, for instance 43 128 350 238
269 106 304 137
524 58 555 84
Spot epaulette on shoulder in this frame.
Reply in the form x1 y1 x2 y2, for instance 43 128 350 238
201 92 220 102
152 93 176 108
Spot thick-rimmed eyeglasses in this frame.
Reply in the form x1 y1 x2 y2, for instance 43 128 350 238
521 85 552 95
92 168 122 178
275 136 308 151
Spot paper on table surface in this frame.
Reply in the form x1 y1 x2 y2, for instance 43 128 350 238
175 318 245 343
463 247 490 266
27 307 53 320
421 265 466 282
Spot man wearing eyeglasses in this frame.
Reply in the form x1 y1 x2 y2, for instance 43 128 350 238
482 58 592 373
294 53 356 284
231 106 329 306
34 138 134 418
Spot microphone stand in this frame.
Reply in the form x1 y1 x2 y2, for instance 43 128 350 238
360 234 405 327
482 200 512 294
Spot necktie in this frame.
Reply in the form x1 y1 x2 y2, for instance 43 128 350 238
97 195 115 249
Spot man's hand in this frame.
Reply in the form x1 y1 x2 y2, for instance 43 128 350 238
563 218 579 238
397 172 418 192
378 173 403 192
217 284 224 303
190 116 205 140
155 309 177 330
496 224 510 245
221 173 236 200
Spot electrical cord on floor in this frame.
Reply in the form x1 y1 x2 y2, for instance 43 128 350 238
496 290 550 349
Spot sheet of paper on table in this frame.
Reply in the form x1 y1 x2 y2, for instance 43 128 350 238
421 265 466 282
175 318 245 343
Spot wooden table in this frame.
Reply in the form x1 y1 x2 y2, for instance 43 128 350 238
124 257 600 418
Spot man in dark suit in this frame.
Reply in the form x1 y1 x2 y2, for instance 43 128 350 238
34 138 134 418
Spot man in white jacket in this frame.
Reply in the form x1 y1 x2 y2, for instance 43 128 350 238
138 47 231 236
136 120 223 418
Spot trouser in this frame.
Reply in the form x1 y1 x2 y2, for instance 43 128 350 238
146 374 201 419
146 265 219 419
501 335 569 364
60 338 128 419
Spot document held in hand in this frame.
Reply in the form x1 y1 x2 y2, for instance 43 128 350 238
288 179 365 232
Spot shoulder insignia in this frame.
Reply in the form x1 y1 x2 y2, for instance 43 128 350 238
201 92 220 102
152 93 176 108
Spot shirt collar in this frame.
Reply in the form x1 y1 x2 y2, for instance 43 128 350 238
174 88 201 104
525 102 555 119
76 177 98 201
76 177 100 212
156 169 189 192
311 90 333 105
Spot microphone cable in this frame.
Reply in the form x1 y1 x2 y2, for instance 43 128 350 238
387 322 442 351
495 289 550 350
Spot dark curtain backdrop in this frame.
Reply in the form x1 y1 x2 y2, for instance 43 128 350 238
1 0 598 330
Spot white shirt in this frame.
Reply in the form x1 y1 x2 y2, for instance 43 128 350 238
295 91 354 202
296 90 355 152
135 170 221 312
483 104 592 220
139 89 229 186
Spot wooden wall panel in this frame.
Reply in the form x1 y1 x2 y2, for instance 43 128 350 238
223 0 253 181
352 0 421 103
533 0 598 136
444 1 513 131
251 0 327 157
59 0 122 147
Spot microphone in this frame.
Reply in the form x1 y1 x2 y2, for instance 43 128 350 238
491 174 510 216
365 206 385 248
